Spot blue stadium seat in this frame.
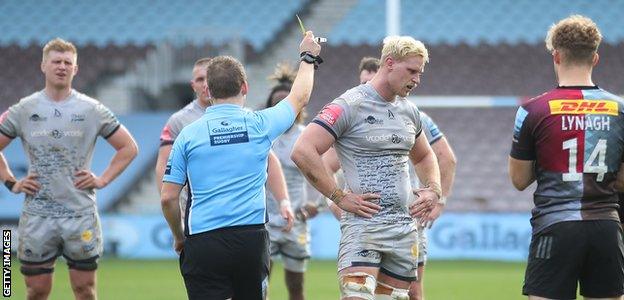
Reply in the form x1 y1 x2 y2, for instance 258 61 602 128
329 0 624 46
0 0 308 50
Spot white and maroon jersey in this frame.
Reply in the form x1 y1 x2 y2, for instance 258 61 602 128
313 83 423 225
158 99 205 214
160 100 204 146
0 90 120 217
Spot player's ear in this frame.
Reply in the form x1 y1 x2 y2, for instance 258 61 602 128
385 56 394 70
205 83 211 99
552 50 561 65
592 53 599 67
240 81 249 96
73 63 79 76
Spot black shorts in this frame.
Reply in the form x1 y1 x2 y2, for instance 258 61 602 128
618 193 624 222
180 224 270 300
523 220 624 299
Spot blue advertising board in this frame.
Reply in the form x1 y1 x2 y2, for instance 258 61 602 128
93 212 533 261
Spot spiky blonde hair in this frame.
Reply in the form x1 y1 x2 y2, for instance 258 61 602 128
381 36 429 63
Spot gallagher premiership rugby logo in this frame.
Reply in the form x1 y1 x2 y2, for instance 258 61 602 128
208 118 249 146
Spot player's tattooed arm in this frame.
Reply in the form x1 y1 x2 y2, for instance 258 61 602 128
420 137 457 228
409 133 441 224
305 172 319 184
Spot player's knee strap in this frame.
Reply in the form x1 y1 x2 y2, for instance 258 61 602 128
20 266 54 276
340 272 376 300
66 256 98 271
374 282 410 300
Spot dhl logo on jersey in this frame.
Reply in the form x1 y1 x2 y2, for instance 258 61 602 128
549 99 618 116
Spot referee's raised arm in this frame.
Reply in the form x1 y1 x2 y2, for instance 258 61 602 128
286 31 322 114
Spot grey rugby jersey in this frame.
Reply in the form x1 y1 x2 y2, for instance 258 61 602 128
266 124 307 226
313 83 423 225
159 99 205 214
0 90 120 216
160 100 204 145
408 111 444 189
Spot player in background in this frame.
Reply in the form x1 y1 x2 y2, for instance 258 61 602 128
0 38 138 300
264 63 316 300
155 58 293 232
323 56 456 300
359 57 380 84
509 15 624 300
292 36 441 300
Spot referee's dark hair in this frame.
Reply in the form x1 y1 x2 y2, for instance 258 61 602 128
206 56 246 99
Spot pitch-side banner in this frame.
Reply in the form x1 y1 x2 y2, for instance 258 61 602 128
93 213 532 261
308 212 532 261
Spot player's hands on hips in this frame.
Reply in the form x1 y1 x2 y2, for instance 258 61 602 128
409 188 439 221
280 199 295 232
419 202 445 229
74 170 107 189
336 192 381 218
299 31 321 56
12 174 41 195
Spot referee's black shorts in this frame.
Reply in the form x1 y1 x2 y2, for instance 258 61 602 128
523 220 624 299
180 224 270 300
618 193 624 222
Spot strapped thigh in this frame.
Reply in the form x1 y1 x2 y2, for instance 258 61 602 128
65 255 98 271
20 266 54 276
374 281 410 300
340 272 376 300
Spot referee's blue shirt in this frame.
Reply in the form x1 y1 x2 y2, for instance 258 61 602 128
163 100 296 235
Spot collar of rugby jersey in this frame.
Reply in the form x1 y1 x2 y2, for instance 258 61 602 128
41 89 77 106
362 83 404 105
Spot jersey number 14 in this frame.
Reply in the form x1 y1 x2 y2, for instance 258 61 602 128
562 137 607 182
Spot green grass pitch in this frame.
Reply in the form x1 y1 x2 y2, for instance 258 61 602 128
8 259 528 299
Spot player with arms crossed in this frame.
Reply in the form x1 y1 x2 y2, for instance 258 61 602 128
509 15 624 300
155 58 293 233
0 38 138 300
292 36 441 300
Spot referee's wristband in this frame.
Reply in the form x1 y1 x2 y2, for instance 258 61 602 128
4 180 16 192
300 52 323 69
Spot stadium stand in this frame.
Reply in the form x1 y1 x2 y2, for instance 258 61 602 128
0 0 307 50
307 42 624 117
422 107 533 212
0 45 152 112
330 0 624 46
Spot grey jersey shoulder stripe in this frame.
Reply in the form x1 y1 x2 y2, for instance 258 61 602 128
103 124 121 139
312 119 338 140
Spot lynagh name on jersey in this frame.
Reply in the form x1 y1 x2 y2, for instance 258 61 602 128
561 115 610 131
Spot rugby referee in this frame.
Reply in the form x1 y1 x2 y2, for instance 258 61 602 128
161 31 321 299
